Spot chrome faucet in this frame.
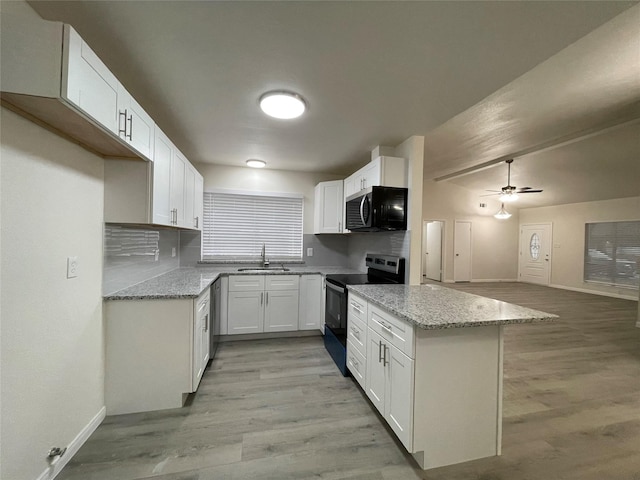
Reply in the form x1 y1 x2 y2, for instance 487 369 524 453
261 243 269 267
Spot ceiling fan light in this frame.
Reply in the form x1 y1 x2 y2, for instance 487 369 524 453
494 203 512 220
259 91 306 119
499 192 519 202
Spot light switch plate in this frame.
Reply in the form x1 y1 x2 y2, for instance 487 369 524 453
307 247 313 257
172 247 176 257
67 256 78 278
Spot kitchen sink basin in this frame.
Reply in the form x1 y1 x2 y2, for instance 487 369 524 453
237 266 290 272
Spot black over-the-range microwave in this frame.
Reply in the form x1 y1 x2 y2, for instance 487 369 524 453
345 186 408 232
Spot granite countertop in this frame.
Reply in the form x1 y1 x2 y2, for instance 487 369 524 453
347 284 558 330
104 266 362 301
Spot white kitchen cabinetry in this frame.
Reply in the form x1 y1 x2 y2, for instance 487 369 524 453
344 156 407 200
116 83 155 160
298 274 323 331
314 181 344 234
227 275 299 334
104 287 211 415
104 129 202 230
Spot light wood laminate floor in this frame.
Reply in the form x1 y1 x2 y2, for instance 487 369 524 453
60 283 640 480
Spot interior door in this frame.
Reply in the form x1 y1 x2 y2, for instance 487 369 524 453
454 221 472 282
519 223 552 285
424 221 443 282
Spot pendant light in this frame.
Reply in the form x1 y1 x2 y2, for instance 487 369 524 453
494 203 512 220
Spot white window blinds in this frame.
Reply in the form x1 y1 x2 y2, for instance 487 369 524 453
203 191 303 258
584 221 640 289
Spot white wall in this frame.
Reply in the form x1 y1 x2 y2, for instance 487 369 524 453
422 179 520 282
520 196 640 299
195 163 343 234
1 108 105 480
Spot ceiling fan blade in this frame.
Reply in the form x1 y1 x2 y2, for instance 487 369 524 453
484 189 502 193
519 187 533 190
518 189 543 194
480 192 500 197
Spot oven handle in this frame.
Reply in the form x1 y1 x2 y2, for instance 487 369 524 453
325 281 346 294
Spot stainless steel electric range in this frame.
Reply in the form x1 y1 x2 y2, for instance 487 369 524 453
324 253 405 375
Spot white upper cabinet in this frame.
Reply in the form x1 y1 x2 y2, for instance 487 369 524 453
171 149 187 227
61 25 120 135
345 156 407 200
116 84 155 160
152 129 173 226
194 172 204 231
314 180 344 234
184 164 204 230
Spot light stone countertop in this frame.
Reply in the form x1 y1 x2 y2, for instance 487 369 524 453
104 266 362 301
348 283 558 330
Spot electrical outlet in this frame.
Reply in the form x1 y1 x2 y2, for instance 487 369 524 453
172 247 176 258
307 247 313 257
67 256 78 278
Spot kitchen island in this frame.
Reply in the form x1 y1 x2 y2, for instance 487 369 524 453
346 283 557 470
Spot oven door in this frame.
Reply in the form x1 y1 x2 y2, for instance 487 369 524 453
325 280 347 340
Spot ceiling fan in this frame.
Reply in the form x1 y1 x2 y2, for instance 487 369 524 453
482 159 543 202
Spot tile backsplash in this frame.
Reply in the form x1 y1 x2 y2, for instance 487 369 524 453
103 224 180 295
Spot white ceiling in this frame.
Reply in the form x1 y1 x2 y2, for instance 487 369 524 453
28 1 640 207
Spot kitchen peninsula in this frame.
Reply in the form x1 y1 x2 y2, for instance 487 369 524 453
346 283 557 470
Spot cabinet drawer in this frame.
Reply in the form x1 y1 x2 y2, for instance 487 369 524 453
368 303 415 358
348 292 367 324
347 339 366 389
195 288 210 314
266 275 300 291
229 275 265 292
347 314 367 357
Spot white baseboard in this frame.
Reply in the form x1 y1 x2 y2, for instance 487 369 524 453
36 406 106 480
548 283 638 301
471 279 518 283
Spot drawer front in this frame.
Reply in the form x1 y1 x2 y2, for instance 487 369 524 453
347 314 367 357
266 275 300 291
347 339 366 389
348 292 367 324
195 288 210 314
229 275 265 292
368 303 414 358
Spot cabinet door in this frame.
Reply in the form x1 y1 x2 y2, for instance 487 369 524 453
344 175 357 198
365 329 386 415
264 290 299 332
194 172 204 231
184 165 196 229
299 275 322 330
171 149 187 227
117 84 154 160
227 291 264 334
362 160 381 190
385 344 414 451
152 129 173 226
314 181 344 234
62 26 119 134
192 292 210 391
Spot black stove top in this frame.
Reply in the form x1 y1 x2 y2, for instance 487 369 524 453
325 273 399 287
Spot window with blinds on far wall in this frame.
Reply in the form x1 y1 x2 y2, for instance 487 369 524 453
202 191 303 259
584 221 640 289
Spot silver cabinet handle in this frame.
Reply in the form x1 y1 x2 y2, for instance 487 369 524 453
378 340 384 363
380 321 392 332
266 292 269 305
195 216 199 228
383 344 388 366
118 109 127 137
352 329 360 340
127 113 133 140
204 314 209 332
261 292 264 305
338 221 341 232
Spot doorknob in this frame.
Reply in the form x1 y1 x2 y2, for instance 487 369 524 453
456 253 459 257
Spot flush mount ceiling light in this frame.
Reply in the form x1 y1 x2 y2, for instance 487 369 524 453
246 159 266 168
494 203 512 220
259 91 306 119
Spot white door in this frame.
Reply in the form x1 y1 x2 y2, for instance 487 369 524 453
424 221 443 282
365 330 386 415
454 221 472 282
385 344 414 451
264 290 299 332
227 291 264 334
519 223 552 285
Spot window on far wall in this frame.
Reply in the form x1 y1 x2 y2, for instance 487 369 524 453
202 190 303 259
584 221 640 289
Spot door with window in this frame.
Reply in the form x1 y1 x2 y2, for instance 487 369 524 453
519 223 552 285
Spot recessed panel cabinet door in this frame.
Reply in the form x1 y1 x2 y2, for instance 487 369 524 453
227 291 264 334
117 84 154 160
152 129 173 226
171 150 187 227
264 290 299 332
365 329 386 415
62 26 119 134
184 165 196 229
385 344 414 451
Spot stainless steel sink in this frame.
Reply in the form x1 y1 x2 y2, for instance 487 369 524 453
237 266 290 272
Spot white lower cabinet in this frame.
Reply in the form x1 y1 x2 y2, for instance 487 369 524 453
193 288 211 390
298 274 323 331
227 275 299 334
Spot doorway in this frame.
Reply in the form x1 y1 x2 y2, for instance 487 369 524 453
519 223 552 285
454 221 472 282
422 220 444 282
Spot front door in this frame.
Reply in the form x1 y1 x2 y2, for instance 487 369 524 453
519 223 552 285
454 221 472 282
